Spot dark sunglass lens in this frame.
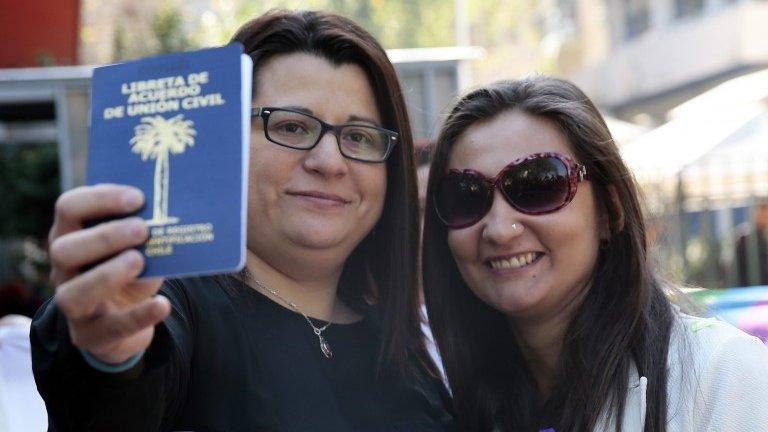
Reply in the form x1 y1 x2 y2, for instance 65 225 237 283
436 172 491 227
501 156 569 214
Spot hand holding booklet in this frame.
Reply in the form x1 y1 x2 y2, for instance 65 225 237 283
87 44 253 278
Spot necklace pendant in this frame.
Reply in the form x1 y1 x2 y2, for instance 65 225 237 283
318 334 333 359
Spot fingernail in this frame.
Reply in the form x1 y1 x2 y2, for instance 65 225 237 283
126 219 147 238
122 189 143 210
124 250 143 271
153 295 171 312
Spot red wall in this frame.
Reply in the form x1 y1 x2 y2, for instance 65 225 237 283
0 0 81 67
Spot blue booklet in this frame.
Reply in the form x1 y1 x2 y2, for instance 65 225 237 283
87 44 252 278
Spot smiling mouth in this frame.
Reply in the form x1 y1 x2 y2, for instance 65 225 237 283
485 252 544 270
287 191 351 205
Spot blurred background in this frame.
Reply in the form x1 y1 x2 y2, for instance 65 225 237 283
1 0 768 319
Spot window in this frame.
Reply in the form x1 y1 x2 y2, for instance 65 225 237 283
675 0 705 19
398 71 427 141
625 0 651 40
558 0 578 27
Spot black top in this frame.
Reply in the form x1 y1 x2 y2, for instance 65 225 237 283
31 276 454 431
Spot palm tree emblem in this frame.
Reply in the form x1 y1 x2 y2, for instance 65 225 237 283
129 114 196 226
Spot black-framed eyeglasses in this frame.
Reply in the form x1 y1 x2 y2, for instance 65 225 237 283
251 106 398 163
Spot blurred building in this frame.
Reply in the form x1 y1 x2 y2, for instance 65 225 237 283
2 3 480 315
569 0 768 125
390 47 484 148
525 1 768 124
0 0 81 68
0 66 91 190
78 0 213 65
0 50 478 192
527 0 768 287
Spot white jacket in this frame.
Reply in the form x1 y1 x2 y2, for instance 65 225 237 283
598 313 768 431
0 315 48 432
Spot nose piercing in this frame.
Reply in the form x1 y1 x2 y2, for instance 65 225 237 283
511 223 518 230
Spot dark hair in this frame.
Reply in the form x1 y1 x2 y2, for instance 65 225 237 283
422 77 674 431
225 10 429 378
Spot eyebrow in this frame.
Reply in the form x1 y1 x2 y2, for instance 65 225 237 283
347 114 381 127
281 105 381 127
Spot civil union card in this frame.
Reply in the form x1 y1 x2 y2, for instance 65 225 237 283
87 43 252 278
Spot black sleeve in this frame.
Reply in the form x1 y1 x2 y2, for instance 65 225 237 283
30 280 195 432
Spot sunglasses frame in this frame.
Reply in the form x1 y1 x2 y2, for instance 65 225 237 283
435 152 590 229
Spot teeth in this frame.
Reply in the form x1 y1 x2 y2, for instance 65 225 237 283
489 253 537 270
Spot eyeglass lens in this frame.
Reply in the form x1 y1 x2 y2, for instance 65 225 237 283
265 109 389 161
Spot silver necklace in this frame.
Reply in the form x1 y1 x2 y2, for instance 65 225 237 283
244 271 334 359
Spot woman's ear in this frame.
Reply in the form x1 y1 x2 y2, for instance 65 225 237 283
600 185 625 240
609 185 626 233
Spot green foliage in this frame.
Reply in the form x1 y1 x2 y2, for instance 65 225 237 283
0 144 60 240
468 0 535 46
242 0 534 50
113 23 128 61
34 51 57 67
107 0 537 55
370 0 455 48
105 0 545 81
110 0 197 61
232 0 456 49
153 4 194 53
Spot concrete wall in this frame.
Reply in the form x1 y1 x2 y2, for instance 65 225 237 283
572 1 768 120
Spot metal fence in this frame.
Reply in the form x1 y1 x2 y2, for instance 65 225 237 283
638 143 768 289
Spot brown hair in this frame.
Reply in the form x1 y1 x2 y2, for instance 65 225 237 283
229 10 429 377
422 76 673 431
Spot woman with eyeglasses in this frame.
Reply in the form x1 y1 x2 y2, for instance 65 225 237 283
422 77 768 431
31 10 453 431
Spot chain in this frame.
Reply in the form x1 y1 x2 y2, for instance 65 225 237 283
242 269 335 358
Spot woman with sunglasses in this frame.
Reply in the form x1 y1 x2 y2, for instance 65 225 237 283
422 76 768 431
30 10 453 431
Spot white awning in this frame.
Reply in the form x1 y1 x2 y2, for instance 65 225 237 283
620 103 765 182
